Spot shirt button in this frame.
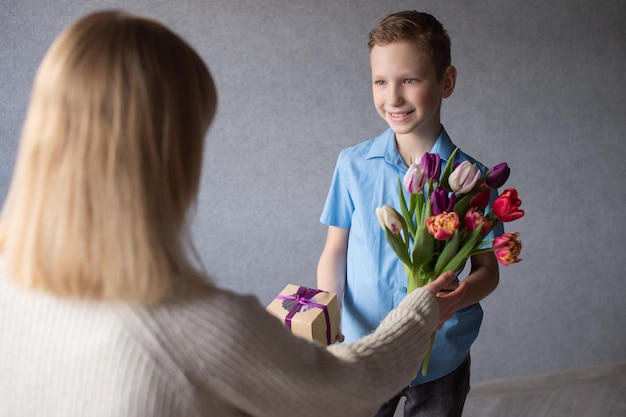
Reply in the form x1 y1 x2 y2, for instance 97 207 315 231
400 286 407 293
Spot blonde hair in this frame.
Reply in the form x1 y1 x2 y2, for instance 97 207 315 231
0 10 217 304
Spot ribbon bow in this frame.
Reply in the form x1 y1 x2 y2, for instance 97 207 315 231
276 287 331 345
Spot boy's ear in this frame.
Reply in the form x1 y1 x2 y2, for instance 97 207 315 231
441 65 457 98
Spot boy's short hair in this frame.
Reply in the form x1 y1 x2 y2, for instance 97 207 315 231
368 10 451 81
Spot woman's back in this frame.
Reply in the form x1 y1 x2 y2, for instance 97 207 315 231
0 261 206 416
0 258 269 416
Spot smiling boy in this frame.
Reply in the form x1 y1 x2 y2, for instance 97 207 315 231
317 11 503 417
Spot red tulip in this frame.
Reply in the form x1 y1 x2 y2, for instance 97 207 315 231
469 186 491 210
493 189 524 222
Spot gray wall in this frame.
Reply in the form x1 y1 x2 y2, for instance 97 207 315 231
1 0 625 383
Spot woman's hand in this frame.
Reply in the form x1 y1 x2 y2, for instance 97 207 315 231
424 271 468 329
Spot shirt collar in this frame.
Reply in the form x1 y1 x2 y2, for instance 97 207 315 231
366 128 395 160
366 126 456 165
430 126 456 164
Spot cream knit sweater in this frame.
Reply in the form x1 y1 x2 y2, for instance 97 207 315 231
0 265 438 417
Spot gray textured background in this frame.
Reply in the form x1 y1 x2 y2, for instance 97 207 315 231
1 0 625 384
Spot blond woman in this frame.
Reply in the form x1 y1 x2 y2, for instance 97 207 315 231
0 10 466 417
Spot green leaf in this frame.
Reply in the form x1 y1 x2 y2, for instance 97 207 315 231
412 225 435 267
452 192 473 217
433 230 461 275
410 193 418 216
439 147 460 190
384 229 412 267
397 177 415 238
405 264 419 292
442 227 484 272
415 192 426 225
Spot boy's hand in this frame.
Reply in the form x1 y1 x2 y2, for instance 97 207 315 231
424 271 468 330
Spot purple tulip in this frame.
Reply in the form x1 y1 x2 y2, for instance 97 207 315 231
430 186 456 216
485 162 510 189
420 152 441 181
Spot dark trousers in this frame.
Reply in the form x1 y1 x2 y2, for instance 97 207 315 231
373 356 471 417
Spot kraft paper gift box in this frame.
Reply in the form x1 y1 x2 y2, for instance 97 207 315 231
266 284 340 345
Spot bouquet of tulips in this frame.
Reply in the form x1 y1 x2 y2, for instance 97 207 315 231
376 148 523 375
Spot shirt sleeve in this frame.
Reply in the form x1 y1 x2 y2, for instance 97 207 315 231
320 150 353 229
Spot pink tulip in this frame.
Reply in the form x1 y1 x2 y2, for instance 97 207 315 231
493 232 523 265
425 212 460 240
464 207 493 235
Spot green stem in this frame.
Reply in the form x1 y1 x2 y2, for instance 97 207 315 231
404 265 419 292
421 332 436 376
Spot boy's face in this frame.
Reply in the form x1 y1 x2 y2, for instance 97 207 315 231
370 40 454 142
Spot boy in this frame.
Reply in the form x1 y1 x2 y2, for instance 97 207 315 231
317 11 503 417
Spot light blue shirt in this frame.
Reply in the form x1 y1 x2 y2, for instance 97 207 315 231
320 127 504 385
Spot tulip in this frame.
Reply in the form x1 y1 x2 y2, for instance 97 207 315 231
420 152 441 181
404 162 427 194
448 161 481 193
376 205 403 234
464 207 493 235
493 189 524 222
469 186 491 210
493 232 522 265
485 162 510 189
425 212 460 240
431 186 456 216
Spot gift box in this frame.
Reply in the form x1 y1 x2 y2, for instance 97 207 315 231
266 284 340 345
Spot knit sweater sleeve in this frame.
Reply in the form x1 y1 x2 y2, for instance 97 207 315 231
180 286 439 417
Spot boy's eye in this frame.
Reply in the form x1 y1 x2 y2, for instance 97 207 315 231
403 78 418 84
374 80 386 86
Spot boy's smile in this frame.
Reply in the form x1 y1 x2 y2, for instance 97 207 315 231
370 40 455 145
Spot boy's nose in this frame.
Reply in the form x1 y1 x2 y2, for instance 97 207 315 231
387 85 404 106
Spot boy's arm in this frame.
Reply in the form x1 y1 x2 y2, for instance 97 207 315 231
456 251 499 309
317 225 349 310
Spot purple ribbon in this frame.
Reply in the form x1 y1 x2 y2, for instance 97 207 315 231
276 287 332 345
